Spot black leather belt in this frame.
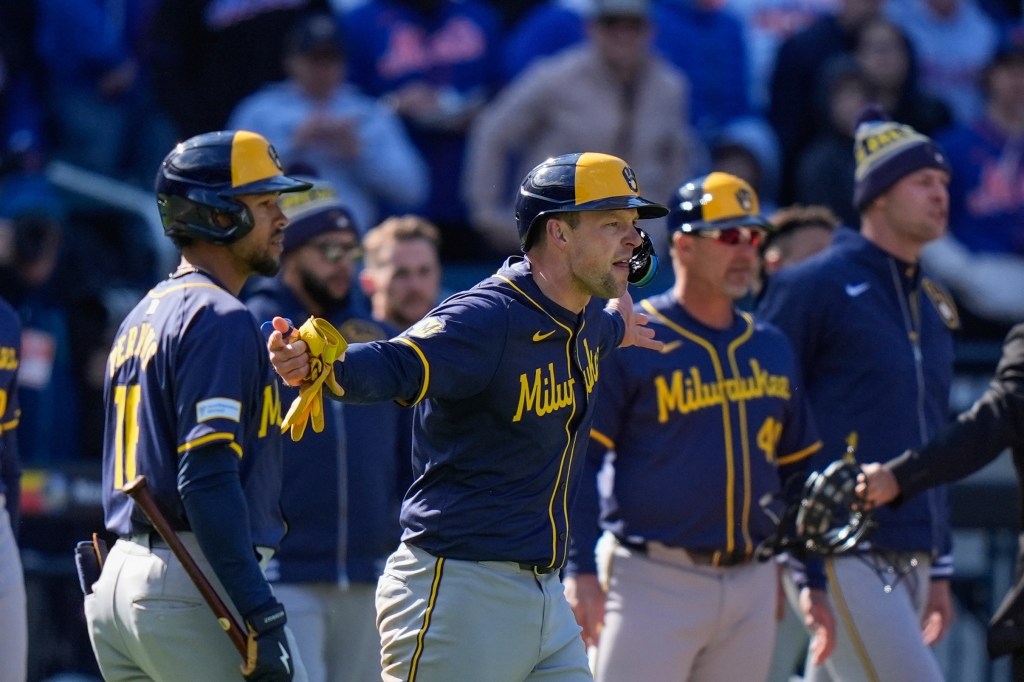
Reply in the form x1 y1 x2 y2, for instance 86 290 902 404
617 538 753 568
517 563 558 575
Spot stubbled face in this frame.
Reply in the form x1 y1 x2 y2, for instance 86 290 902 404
290 230 361 311
369 238 441 330
231 192 289 277
565 208 641 300
878 167 949 246
680 228 764 301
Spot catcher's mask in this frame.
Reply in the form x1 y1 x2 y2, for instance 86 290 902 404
796 458 875 555
757 451 875 560
156 130 312 245
514 152 667 285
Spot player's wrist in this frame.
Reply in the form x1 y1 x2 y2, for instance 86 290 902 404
244 598 287 636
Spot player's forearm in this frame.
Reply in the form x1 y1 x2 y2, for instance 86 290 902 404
178 446 274 617
889 405 1008 499
334 340 425 404
893 332 1024 497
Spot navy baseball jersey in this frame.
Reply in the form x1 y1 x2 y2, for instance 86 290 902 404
570 291 820 573
758 227 957 559
334 256 625 570
102 270 286 548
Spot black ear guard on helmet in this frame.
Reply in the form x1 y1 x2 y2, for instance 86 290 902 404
628 228 658 286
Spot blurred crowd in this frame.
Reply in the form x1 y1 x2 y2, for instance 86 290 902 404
1 0 1024 470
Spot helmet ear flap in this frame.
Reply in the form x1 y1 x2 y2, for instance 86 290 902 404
158 193 254 245
628 228 658 286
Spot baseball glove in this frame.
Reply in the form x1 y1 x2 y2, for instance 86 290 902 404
281 316 347 441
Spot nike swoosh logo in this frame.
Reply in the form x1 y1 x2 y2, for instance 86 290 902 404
659 340 683 354
532 330 556 342
845 282 870 297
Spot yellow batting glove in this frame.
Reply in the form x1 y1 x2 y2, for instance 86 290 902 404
281 316 348 441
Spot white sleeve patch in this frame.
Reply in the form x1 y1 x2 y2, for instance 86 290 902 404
404 315 446 339
196 397 242 423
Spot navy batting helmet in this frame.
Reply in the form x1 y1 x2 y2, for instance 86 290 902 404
155 130 312 245
514 152 668 251
667 172 771 235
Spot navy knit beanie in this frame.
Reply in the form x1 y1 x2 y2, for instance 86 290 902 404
279 180 358 255
852 105 950 211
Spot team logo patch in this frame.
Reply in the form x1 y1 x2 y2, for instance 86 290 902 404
622 166 639 192
922 278 960 330
196 397 242 423
735 187 753 212
405 316 446 339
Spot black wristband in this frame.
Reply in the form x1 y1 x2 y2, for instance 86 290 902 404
245 599 287 636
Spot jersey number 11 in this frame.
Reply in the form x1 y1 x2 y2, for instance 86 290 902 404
113 384 141 489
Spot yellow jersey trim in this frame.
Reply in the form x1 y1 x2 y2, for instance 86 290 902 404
642 300 749 554
590 428 614 450
394 337 430 406
496 275 577 567
776 441 822 466
177 432 242 458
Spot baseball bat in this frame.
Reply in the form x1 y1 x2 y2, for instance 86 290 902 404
122 475 248 657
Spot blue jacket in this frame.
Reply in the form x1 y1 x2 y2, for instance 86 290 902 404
244 277 406 584
758 228 958 582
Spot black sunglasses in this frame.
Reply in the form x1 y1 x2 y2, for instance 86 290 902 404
311 241 362 263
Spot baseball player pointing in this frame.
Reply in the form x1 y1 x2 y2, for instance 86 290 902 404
269 152 665 682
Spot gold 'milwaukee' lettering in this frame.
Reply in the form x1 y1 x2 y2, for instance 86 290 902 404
259 382 282 438
0 346 17 371
581 339 600 395
108 323 159 377
654 359 791 423
513 363 575 422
